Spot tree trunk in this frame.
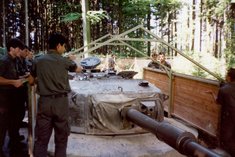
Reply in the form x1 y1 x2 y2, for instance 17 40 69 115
186 5 190 51
147 5 151 56
117 0 123 53
199 0 202 52
214 22 218 58
25 0 29 46
81 0 91 56
174 11 177 56
167 12 171 55
2 0 6 47
191 0 196 51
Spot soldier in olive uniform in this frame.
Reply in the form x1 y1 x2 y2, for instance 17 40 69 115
15 46 31 141
217 68 235 157
29 33 82 157
0 38 26 156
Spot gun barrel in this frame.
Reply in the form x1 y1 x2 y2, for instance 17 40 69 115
126 108 224 157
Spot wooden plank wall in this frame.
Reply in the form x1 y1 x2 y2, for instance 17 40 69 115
143 68 170 111
143 68 221 137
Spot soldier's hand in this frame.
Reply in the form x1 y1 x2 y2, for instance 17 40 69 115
76 65 83 73
68 54 77 61
12 79 24 88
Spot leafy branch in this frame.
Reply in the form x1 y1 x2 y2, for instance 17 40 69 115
60 10 108 25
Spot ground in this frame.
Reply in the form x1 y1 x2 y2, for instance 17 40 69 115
2 125 29 157
47 117 196 157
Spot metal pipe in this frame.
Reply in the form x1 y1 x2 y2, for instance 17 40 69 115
126 109 226 157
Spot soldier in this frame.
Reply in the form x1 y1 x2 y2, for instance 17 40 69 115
148 52 171 70
29 32 83 157
25 48 34 72
107 53 116 71
157 52 171 69
14 46 31 141
0 38 26 156
217 68 235 157
148 52 159 69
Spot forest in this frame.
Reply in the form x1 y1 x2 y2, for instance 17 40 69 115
0 0 235 70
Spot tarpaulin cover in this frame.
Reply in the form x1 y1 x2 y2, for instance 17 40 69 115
68 78 164 135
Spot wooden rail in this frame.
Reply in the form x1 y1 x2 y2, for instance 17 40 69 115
143 67 221 137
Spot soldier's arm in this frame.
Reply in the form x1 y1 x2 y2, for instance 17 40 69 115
0 76 24 88
27 74 36 85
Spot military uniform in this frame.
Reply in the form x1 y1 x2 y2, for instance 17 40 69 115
108 57 115 70
148 60 171 70
0 54 23 153
147 61 160 69
16 57 29 133
32 50 77 157
217 82 235 156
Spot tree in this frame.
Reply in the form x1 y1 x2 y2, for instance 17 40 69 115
151 0 182 56
203 0 227 58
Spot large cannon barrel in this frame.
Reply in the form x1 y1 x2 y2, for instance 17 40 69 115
126 108 226 157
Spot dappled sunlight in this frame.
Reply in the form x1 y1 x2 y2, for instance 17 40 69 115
172 56 194 75
110 54 226 80
95 53 226 81
172 53 226 80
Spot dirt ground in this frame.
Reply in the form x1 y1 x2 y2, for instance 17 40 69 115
46 117 200 157
48 132 185 157
46 117 228 157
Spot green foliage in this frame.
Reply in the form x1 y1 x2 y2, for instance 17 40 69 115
122 0 151 16
203 0 229 23
152 0 182 21
224 36 235 68
105 0 183 57
202 0 235 70
192 65 207 78
182 51 225 79
87 11 109 25
60 13 81 22
60 10 108 25
121 0 151 30
223 6 235 69
54 2 81 13
184 51 206 78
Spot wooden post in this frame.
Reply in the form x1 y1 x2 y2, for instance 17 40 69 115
168 71 174 117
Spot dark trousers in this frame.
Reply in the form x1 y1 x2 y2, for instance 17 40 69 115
8 89 26 148
33 96 70 157
0 110 8 152
220 109 235 157
0 91 11 152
